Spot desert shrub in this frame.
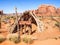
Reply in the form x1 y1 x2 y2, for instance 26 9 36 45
7 33 20 43
55 23 60 27
54 37 58 40
58 36 60 39
22 35 34 44
0 35 6 43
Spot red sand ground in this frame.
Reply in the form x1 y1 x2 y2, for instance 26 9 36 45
0 18 60 45
0 38 60 45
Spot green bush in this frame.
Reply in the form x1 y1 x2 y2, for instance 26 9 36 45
7 33 20 43
0 35 6 43
22 35 34 44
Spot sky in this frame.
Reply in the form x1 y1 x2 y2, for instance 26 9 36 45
0 0 60 13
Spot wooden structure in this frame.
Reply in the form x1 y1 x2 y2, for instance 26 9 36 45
13 11 44 34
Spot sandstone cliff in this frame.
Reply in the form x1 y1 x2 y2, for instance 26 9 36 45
33 4 60 16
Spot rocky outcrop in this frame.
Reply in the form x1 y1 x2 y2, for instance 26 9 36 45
57 8 60 15
0 10 3 15
34 4 60 16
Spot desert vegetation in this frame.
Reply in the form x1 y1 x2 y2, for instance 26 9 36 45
0 35 6 43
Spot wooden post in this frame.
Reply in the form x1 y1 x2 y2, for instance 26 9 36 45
15 7 20 39
20 18 24 34
0 15 1 29
28 17 32 35
24 23 26 34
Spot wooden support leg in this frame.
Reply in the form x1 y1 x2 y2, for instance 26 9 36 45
28 26 32 35
24 24 26 34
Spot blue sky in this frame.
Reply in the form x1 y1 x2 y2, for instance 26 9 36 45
0 0 60 13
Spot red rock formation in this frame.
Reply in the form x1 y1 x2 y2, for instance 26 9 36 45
38 5 47 14
57 8 60 15
0 10 3 15
34 4 60 16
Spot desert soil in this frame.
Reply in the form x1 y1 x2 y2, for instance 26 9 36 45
0 18 60 45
